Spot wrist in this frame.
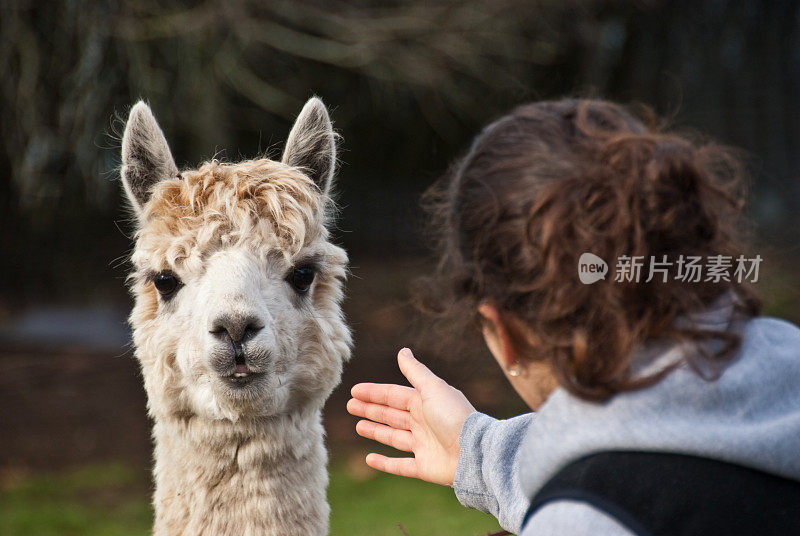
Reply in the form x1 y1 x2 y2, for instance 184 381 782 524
451 410 483 487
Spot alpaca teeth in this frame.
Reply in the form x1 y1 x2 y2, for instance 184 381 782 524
234 372 248 378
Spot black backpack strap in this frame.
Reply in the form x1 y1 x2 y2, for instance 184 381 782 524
523 451 800 536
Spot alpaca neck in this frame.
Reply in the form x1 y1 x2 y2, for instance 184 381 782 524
151 409 329 536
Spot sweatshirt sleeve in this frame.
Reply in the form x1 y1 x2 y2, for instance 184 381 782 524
452 411 534 534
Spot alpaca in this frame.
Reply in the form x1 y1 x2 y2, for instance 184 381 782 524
120 98 351 535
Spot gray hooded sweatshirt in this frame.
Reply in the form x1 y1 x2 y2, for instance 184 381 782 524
452 312 800 535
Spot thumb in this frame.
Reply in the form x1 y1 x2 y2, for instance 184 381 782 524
397 348 440 391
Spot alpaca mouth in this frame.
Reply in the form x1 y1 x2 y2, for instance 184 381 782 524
224 364 264 386
222 339 266 384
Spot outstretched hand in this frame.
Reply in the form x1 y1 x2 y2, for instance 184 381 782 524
347 348 476 486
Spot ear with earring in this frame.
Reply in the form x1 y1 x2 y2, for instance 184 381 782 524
479 303 525 378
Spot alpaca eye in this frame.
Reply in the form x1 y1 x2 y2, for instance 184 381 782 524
288 266 315 294
153 272 180 297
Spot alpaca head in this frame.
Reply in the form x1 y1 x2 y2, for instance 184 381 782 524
121 99 351 422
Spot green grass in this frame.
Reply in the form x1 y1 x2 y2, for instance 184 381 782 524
0 464 151 536
0 461 503 536
329 460 502 536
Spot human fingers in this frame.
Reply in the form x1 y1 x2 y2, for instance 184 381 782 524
350 382 415 410
355 420 413 452
346 399 412 430
397 348 442 391
365 453 419 479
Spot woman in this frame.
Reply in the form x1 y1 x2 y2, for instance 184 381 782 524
347 99 800 535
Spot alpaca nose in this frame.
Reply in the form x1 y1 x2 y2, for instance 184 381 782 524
209 314 264 344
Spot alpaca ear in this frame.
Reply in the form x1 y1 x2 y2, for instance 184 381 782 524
121 101 178 215
282 97 336 196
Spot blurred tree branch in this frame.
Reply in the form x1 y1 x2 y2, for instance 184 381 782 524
1 0 581 212
1 0 797 244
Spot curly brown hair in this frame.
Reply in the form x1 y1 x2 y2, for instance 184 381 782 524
416 99 761 401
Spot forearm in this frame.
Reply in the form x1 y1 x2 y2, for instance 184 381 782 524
453 411 534 533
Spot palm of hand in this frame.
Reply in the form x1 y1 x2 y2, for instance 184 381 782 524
413 382 473 485
348 348 475 486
